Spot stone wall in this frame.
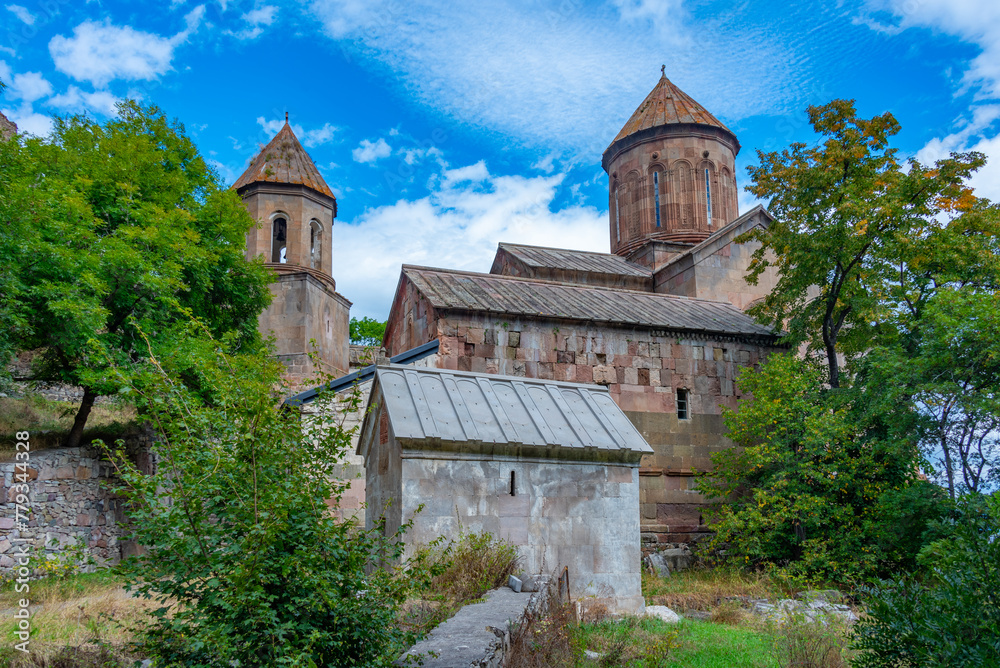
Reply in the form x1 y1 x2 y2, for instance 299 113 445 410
0 428 156 573
389 313 777 542
260 271 351 381
385 453 644 613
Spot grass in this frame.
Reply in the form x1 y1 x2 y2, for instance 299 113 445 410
0 394 138 460
504 567 855 668
0 569 151 667
642 566 788 613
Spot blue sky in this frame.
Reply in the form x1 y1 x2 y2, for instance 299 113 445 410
2 0 999 320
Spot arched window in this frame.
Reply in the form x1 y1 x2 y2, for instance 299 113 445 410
652 170 662 228
271 217 287 263
309 220 323 269
704 168 713 226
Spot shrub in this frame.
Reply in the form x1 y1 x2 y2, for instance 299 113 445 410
103 332 434 667
851 494 1000 667
772 612 852 668
430 531 521 604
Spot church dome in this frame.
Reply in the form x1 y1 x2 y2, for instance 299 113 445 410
233 116 335 203
603 71 741 255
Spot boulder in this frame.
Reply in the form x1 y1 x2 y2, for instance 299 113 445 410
645 605 681 623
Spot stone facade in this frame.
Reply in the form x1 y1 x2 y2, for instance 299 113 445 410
0 428 157 573
260 272 351 380
384 307 772 543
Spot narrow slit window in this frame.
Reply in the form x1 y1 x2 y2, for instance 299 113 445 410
614 188 621 241
653 171 661 228
510 471 516 496
677 388 689 420
705 168 712 226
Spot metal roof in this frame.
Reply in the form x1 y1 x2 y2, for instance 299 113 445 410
611 73 734 144
283 340 439 407
402 266 777 340
373 366 653 455
495 243 652 279
233 120 335 199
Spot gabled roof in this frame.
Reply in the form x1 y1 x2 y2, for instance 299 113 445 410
233 120 334 200
366 366 653 459
494 242 651 278
400 265 776 340
653 205 773 277
611 73 733 144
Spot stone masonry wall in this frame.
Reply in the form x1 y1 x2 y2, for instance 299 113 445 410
423 313 777 543
396 453 645 613
0 428 156 573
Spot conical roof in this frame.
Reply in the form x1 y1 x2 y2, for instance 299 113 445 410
233 119 334 199
611 72 733 144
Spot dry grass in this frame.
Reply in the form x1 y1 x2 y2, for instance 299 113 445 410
0 571 152 667
767 614 854 668
0 395 137 460
506 583 581 668
642 567 784 613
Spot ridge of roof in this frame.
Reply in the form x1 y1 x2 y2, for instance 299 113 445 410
655 204 772 272
400 264 777 339
232 120 335 200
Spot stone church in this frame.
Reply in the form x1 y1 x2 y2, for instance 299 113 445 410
237 73 784 550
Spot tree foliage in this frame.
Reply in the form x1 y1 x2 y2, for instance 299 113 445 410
349 316 386 347
851 494 1000 667
105 328 432 667
740 99 983 387
0 102 272 446
703 99 1000 580
697 353 944 581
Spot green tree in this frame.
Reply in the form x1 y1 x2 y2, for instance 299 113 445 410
349 316 386 347
851 494 1000 667
105 327 434 666
740 100 983 387
697 353 942 581
0 101 271 447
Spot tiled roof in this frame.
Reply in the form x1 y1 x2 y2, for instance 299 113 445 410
496 243 651 279
233 121 334 199
402 266 776 339
611 73 733 144
372 366 653 455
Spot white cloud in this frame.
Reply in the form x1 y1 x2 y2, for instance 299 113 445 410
302 122 337 147
47 85 120 116
226 4 278 40
305 0 795 156
0 105 51 136
352 137 391 163
6 71 52 103
5 4 34 25
49 6 205 86
334 161 607 319
862 0 1000 97
916 105 1000 203
254 116 338 147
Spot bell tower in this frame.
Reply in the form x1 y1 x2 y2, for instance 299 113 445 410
602 69 741 256
234 114 351 381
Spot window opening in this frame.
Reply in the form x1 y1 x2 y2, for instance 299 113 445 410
677 388 689 420
309 220 322 269
614 188 621 241
705 168 712 226
654 171 661 228
509 471 516 496
271 217 287 263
